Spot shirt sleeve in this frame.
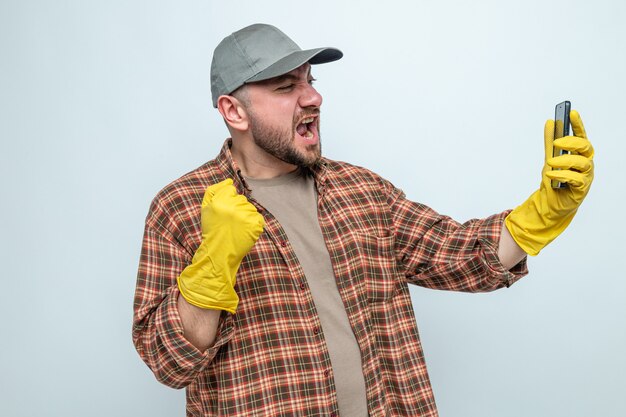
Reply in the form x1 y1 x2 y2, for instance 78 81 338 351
384 181 528 292
132 202 235 389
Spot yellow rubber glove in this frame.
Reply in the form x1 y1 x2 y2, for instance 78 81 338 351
505 110 594 256
177 179 265 313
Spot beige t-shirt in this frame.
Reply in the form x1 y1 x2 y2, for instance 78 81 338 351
246 169 368 417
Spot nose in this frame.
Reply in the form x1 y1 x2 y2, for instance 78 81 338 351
299 83 323 108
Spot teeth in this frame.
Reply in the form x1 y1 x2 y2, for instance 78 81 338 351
302 117 314 124
304 130 313 138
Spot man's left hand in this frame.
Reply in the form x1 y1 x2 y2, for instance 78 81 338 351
505 110 595 256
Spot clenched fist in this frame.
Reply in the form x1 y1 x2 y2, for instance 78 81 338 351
178 179 265 313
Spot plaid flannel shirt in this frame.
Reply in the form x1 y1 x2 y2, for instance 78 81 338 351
133 139 528 416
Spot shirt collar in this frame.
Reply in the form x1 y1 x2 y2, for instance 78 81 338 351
216 138 330 197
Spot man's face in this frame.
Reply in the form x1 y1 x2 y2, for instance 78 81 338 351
243 63 323 168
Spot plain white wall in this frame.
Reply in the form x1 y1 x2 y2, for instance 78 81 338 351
1 0 624 416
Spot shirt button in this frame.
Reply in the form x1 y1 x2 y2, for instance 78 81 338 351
330 412 337 417
280 241 287 247
313 326 320 335
299 282 306 290
324 369 330 377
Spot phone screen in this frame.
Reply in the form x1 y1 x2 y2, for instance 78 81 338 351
552 101 571 189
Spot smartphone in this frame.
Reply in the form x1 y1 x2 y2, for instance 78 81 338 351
551 100 571 189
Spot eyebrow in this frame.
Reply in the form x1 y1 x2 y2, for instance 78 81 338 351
272 74 300 84
268 68 314 85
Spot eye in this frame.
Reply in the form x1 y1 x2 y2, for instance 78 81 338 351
277 84 294 91
308 78 317 85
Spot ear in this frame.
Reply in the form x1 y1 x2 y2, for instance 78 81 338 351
217 95 249 131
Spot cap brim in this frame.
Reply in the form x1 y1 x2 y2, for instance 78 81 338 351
246 47 343 83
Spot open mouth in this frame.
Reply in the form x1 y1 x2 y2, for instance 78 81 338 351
295 116 318 140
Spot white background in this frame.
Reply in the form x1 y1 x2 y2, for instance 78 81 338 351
1 1 625 416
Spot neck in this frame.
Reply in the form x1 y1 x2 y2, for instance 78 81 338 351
230 136 297 179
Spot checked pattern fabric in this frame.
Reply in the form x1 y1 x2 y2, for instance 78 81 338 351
133 139 527 416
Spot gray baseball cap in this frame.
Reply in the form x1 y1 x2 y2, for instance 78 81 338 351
210 23 343 107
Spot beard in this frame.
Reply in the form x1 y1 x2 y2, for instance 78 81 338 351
247 109 322 168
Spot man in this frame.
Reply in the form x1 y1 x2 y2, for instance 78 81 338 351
133 23 594 416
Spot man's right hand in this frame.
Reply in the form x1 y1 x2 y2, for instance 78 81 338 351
177 179 265 313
